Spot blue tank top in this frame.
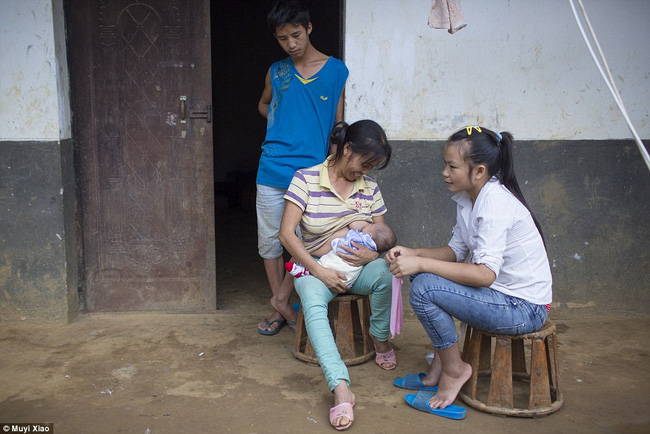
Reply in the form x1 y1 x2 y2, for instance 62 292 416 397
256 56 349 189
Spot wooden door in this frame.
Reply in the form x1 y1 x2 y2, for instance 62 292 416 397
66 0 216 311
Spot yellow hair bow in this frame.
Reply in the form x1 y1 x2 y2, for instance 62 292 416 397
466 126 482 135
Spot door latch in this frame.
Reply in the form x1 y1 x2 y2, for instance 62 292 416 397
179 96 212 123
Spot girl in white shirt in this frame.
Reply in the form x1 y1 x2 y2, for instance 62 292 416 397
386 126 552 416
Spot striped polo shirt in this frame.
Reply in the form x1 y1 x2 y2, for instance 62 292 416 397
284 156 387 254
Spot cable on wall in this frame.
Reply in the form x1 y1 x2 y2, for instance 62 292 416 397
569 0 650 171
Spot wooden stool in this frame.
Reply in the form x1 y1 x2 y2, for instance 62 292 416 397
459 319 563 417
292 294 375 366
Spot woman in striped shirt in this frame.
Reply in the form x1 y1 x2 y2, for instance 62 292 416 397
279 120 394 431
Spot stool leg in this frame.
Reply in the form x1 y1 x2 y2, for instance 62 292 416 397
351 298 362 340
293 310 306 354
512 339 527 374
461 327 482 399
529 337 552 408
361 297 373 355
488 337 514 408
301 307 317 361
304 336 317 360
350 298 364 359
335 300 356 359
478 334 491 371
461 324 472 353
549 333 561 398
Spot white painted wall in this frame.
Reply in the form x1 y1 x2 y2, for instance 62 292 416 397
52 0 71 140
0 0 70 141
345 0 650 140
3 0 647 142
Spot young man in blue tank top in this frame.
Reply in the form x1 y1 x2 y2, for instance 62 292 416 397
256 0 349 336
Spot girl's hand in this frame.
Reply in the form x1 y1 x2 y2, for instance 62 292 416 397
336 242 379 267
385 245 421 278
387 255 422 278
385 245 417 263
313 266 350 293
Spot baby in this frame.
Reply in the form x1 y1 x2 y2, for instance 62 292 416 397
286 221 397 286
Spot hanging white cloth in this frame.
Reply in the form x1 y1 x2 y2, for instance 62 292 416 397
428 0 467 34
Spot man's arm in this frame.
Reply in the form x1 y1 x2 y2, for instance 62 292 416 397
329 88 346 155
257 68 272 119
335 87 345 123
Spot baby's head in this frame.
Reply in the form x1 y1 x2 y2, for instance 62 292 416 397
363 222 397 252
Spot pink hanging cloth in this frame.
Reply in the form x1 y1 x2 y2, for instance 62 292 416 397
390 276 403 338
428 0 467 34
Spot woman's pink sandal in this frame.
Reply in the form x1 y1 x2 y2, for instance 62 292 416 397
374 347 397 371
329 402 355 431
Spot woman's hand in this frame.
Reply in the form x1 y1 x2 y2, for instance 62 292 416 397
313 266 350 294
336 242 379 267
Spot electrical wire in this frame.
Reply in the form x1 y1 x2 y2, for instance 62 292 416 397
569 0 650 171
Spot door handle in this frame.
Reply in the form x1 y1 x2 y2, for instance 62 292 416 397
179 96 211 123
179 96 187 123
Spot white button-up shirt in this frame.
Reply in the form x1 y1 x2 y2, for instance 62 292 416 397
448 178 552 305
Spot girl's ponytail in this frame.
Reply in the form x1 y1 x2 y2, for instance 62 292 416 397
497 132 527 208
496 132 545 244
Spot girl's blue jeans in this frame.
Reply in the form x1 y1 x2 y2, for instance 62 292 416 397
409 273 548 351
294 258 392 392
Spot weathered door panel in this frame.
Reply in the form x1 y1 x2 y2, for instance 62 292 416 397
67 0 215 311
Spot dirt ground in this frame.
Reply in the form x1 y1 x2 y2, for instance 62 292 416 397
1 209 649 434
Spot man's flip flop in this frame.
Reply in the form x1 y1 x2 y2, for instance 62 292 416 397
405 391 466 420
257 318 287 336
285 303 300 332
393 373 438 392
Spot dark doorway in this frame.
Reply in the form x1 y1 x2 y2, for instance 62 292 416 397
210 0 342 206
210 1 343 308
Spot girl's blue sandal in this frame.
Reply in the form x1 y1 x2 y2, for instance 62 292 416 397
393 373 439 392
405 391 466 420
